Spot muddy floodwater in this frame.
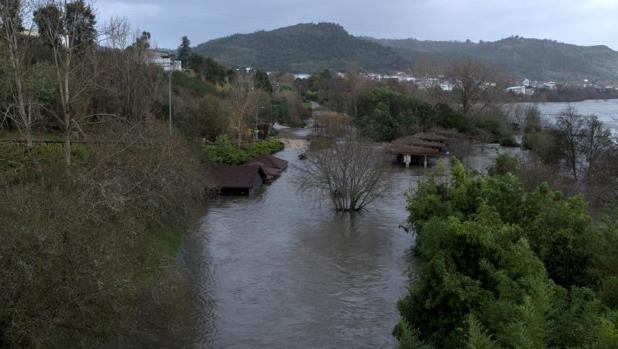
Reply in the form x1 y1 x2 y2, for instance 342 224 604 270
186 131 425 348
182 127 510 348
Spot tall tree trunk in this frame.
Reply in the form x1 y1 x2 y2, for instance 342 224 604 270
63 70 72 165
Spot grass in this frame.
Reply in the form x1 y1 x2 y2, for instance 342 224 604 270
0 130 65 142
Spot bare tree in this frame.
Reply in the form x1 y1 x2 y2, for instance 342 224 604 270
33 0 98 165
581 115 614 179
0 0 38 148
295 139 389 211
226 79 270 145
556 107 585 180
448 59 503 115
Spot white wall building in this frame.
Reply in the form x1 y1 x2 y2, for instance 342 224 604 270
148 50 182 72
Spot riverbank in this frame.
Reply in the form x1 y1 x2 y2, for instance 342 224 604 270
0 123 207 347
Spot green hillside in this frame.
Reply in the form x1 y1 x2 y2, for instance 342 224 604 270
374 36 618 82
194 23 618 82
193 23 409 73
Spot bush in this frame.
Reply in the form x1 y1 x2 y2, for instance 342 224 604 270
203 135 284 165
488 153 520 176
0 121 205 347
396 159 618 348
499 134 519 147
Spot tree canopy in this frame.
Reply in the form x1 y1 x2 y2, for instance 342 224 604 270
397 159 618 348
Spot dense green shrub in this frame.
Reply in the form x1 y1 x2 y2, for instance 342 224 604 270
397 158 618 348
203 135 284 165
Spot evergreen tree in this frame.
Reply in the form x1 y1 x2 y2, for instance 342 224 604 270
177 35 191 67
65 0 96 49
253 69 272 95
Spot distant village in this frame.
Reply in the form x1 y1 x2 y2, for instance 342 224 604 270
293 72 618 96
145 49 618 97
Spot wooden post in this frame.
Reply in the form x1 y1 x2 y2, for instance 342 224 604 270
424 155 427 169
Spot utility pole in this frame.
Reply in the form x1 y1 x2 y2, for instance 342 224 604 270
254 104 259 142
168 68 172 135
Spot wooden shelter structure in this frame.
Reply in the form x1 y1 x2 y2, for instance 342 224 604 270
387 133 449 168
207 165 267 196
247 155 288 183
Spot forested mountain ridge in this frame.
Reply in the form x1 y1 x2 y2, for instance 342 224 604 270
193 23 408 73
373 36 618 82
195 23 618 82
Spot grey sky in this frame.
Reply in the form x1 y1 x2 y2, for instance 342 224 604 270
96 0 618 49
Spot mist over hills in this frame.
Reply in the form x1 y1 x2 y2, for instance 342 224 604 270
194 23 618 82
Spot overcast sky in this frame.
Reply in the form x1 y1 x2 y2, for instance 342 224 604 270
96 0 618 49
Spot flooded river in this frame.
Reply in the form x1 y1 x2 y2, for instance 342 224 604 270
187 130 422 348
181 125 513 348
512 98 618 132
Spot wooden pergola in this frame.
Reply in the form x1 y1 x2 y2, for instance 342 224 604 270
387 133 448 168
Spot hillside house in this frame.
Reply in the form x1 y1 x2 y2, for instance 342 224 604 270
148 50 182 72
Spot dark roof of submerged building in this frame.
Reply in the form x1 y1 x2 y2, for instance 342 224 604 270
207 165 267 189
247 155 288 170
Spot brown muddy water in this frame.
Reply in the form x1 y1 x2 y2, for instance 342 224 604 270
184 128 513 348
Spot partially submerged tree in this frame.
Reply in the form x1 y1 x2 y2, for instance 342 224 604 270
295 139 389 211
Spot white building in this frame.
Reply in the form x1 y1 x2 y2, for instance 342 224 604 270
543 81 557 90
293 73 311 80
439 82 454 91
506 86 527 95
148 50 182 72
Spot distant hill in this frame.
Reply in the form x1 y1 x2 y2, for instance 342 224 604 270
370 36 618 82
194 23 618 82
193 23 409 73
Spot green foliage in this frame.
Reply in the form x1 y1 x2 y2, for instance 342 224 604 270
522 130 562 164
523 106 542 134
177 36 191 66
0 123 205 347
465 315 499 349
473 116 507 142
397 157 618 348
498 134 518 147
203 135 284 165
254 69 273 95
309 135 335 151
187 53 234 85
197 94 228 140
377 36 618 82
0 143 87 184
487 153 520 176
65 0 97 48
435 103 472 133
357 88 426 141
172 70 217 96
397 320 434 349
193 22 408 72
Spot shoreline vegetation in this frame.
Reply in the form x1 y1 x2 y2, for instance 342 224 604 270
395 156 618 348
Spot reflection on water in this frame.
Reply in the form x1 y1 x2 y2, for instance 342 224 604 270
187 144 421 348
